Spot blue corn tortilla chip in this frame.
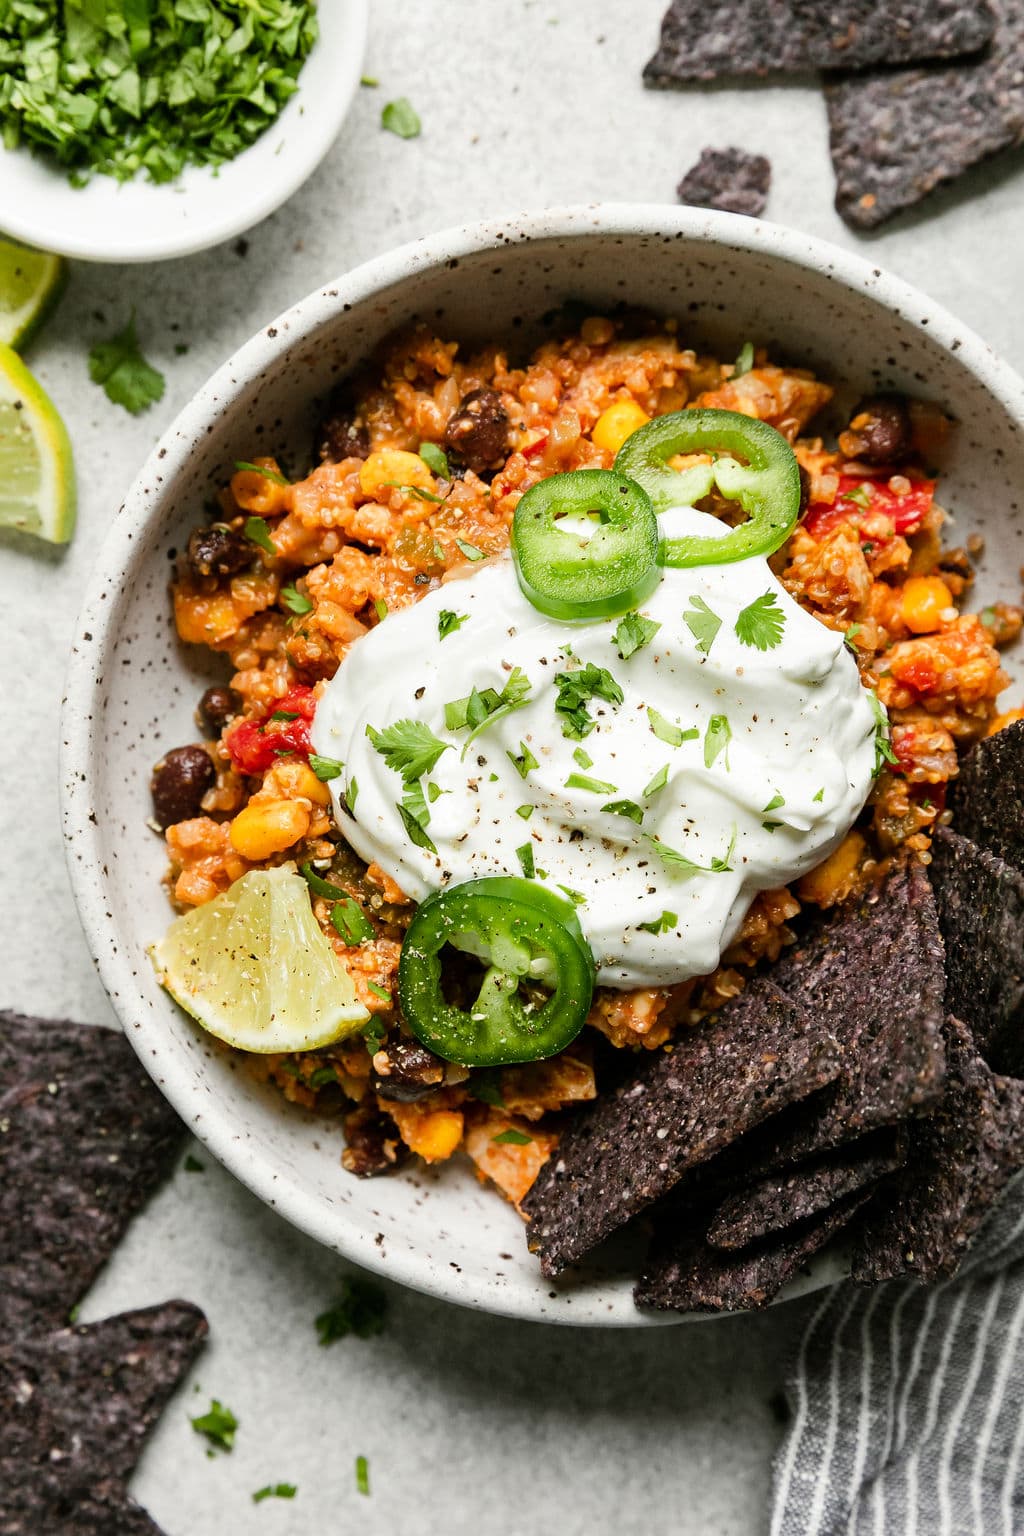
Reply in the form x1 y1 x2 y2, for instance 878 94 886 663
524 977 842 1277
826 1 1024 229
0 1302 207 1535
753 859 946 1164
637 1190 871 1313
948 719 1024 874
929 826 1024 1075
852 1016 1024 1283
676 147 771 216
0 1012 186 1332
644 0 996 85
707 1130 906 1251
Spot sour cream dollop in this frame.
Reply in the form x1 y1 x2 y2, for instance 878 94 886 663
312 507 877 989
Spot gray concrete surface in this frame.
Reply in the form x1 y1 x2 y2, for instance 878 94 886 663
3 1 1023 1531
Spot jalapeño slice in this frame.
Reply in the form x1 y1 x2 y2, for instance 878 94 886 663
614 407 801 568
397 876 596 1067
511 468 660 621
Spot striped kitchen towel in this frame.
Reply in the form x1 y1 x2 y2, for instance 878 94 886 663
772 1175 1024 1535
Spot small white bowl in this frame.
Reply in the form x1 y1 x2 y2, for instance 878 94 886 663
61 206 1024 1324
0 1 367 263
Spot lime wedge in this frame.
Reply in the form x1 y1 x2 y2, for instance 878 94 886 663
152 865 370 1053
0 239 66 350
0 344 76 543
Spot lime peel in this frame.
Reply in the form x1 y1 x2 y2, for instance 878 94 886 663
0 343 76 543
0 238 66 351
152 866 370 1053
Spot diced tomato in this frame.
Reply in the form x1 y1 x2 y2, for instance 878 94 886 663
520 433 549 460
894 657 940 696
889 725 917 775
225 685 316 774
802 475 936 542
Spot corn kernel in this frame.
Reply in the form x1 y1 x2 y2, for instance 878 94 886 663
359 449 433 501
591 399 651 455
988 708 1024 737
228 799 310 860
900 576 954 635
797 831 866 907
391 1106 464 1163
262 759 332 807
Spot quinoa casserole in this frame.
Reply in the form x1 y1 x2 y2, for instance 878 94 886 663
150 312 1022 1265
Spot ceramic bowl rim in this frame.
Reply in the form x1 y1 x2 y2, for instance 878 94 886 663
60 203 1024 1323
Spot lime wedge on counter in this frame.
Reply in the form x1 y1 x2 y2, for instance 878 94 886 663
0 239 66 350
0 343 76 543
152 865 370 1052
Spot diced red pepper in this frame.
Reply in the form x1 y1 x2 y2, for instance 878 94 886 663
889 725 917 775
225 685 316 774
802 474 936 542
521 433 549 460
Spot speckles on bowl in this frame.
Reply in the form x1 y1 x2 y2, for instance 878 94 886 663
59 205 1024 1328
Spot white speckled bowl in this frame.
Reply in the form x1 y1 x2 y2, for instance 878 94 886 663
61 206 1024 1324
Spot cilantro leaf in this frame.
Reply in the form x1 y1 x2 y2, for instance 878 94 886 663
309 755 343 781
438 609 468 640
366 719 450 783
315 1277 388 1345
330 899 375 948
763 791 785 813
553 662 624 740
382 97 421 138
643 763 669 798
455 538 486 561
869 690 899 774
683 595 722 656
445 668 532 755
252 1485 297 1503
647 826 736 877
573 747 593 768
647 707 698 748
419 442 449 477
557 885 587 906
612 611 661 660
470 1071 506 1107
367 981 392 1003
356 1455 371 1497
492 1127 533 1145
732 340 755 378
89 313 165 415
601 798 644 823
281 584 313 615
844 623 863 654
516 803 534 819
735 591 786 651
190 1399 238 1453
515 842 535 878
507 741 539 779
397 801 438 854
235 461 288 486
381 481 445 503
637 910 677 935
704 714 732 770
813 787 825 802
565 772 618 795
243 516 276 555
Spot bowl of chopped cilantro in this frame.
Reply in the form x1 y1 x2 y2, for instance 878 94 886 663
0 1 368 262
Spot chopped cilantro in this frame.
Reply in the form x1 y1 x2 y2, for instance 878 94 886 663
813 787 825 802
360 74 379 87
397 801 437 854
637 910 677 935
572 747 593 769
869 690 899 774
355 1455 371 1497
382 97 421 138
470 1071 505 1108
253 1484 296 1503
316 1277 388 1345
381 481 444 503
374 598 388 621
844 623 863 654
363 1019 387 1053
89 313 165 415
648 826 736 877
427 781 446 803
309 754 343 781
704 714 732 770
343 777 359 814
308 1065 339 1089
492 1127 533 1146
553 662 624 739
183 1153 204 1173
419 442 449 477
683 594 722 656
601 798 644 823
0 4 319 186
269 710 299 722
367 982 392 1004
647 707 697 748
643 763 669 798
565 772 617 795
612 611 661 660
732 340 755 378
515 842 536 878
366 720 450 782
556 884 587 906
331 900 375 947
281 585 313 616
455 538 486 561
763 792 785 813
508 740 539 779
438 609 469 640
516 803 534 819
190 1399 238 1453
243 516 275 555
235 461 288 486
842 483 873 509
734 591 786 651
445 668 532 755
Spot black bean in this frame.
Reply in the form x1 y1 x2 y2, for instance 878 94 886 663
798 464 811 515
197 685 242 735
849 395 913 466
186 524 253 579
443 389 510 474
370 1040 446 1103
151 744 215 829
341 1105 408 1177
316 395 371 462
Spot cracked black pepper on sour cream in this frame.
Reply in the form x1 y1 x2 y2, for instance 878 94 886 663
312 506 877 989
